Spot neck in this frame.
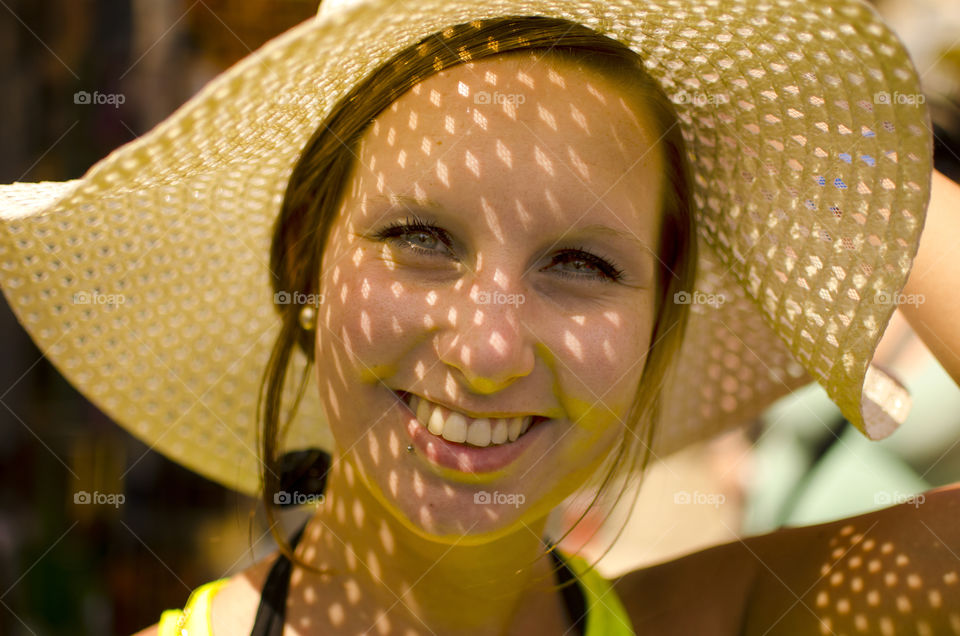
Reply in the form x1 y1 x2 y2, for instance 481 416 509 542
290 456 565 635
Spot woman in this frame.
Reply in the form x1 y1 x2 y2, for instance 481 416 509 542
1 1 958 634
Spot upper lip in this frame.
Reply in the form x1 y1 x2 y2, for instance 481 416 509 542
395 390 550 420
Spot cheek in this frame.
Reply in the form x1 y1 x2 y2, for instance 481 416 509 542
546 308 654 423
315 245 439 386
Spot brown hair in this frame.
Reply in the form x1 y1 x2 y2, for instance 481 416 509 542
259 15 696 579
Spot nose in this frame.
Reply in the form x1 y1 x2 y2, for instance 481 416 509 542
437 284 535 395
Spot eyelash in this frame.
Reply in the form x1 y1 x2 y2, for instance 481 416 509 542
371 215 625 282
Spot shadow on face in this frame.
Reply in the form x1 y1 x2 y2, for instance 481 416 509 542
312 51 669 540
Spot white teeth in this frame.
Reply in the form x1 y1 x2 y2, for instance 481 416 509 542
417 396 430 428
441 412 468 443
507 417 523 442
406 394 536 447
428 405 445 436
466 419 491 447
491 419 508 444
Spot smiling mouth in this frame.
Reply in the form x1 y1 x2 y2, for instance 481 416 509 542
396 391 547 448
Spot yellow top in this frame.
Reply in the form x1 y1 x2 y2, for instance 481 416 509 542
157 550 635 635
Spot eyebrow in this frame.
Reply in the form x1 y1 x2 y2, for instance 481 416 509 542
373 193 649 248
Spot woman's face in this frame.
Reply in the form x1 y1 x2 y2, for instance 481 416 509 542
313 52 666 541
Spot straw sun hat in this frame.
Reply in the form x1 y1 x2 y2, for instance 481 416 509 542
0 0 932 496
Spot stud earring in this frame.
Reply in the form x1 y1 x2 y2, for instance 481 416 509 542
299 305 317 331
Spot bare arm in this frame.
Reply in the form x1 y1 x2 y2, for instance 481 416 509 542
613 484 960 635
900 170 960 385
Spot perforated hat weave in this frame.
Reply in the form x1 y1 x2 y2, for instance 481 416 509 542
0 0 932 495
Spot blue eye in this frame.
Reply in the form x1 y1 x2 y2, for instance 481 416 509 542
546 247 624 282
372 215 454 257
370 217 624 282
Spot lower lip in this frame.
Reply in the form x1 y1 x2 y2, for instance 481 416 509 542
395 392 549 474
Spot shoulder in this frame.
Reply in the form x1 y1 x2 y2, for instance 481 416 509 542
131 550 281 636
610 539 757 636
209 550 282 634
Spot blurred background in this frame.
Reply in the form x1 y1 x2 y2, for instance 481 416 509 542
0 0 958 633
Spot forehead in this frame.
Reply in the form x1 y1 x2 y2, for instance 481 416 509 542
360 51 659 161
348 52 665 242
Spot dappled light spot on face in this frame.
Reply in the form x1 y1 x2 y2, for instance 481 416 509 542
533 146 555 177
373 608 392 635
366 549 382 580
361 310 372 341
343 543 357 572
564 331 583 362
412 468 425 497
464 149 480 177
343 578 361 605
543 188 561 216
378 519 395 555
537 103 558 131
473 108 488 130
366 429 380 465
586 82 606 105
388 469 399 497
570 104 589 134
488 331 507 356
435 159 449 187
495 139 512 168
352 499 365 528
567 147 590 180
417 505 434 531
388 428 400 457
480 199 506 243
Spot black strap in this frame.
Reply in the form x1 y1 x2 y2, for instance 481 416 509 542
250 524 586 636
249 520 310 636
549 546 587 636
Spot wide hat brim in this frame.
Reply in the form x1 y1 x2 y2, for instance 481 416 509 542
0 0 932 495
